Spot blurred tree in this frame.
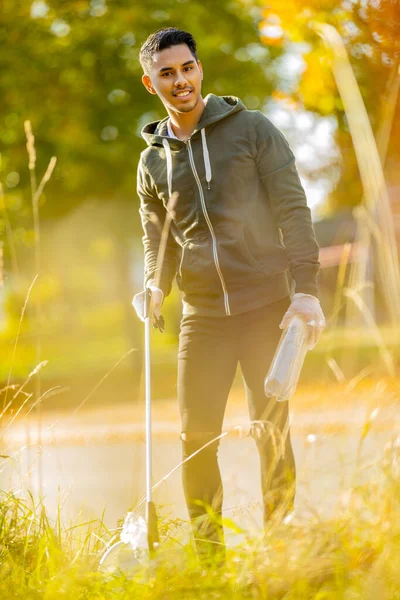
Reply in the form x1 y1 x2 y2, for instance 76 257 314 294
0 0 283 223
254 0 400 213
0 0 285 378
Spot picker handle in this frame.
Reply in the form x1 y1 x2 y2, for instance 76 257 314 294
144 287 152 505
143 288 159 552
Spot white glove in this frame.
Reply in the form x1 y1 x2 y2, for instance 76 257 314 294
132 286 164 322
280 293 325 349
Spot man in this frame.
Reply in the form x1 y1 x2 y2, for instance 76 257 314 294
133 27 325 560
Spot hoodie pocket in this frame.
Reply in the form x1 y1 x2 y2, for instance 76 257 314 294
238 225 288 276
177 239 220 294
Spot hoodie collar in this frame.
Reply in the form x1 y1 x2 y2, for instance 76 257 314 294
141 94 246 148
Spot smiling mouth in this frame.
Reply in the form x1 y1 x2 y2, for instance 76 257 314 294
174 90 192 98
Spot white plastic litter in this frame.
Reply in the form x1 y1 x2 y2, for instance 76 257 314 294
98 513 149 578
120 513 148 550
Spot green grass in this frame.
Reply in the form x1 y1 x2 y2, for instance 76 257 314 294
1 436 400 599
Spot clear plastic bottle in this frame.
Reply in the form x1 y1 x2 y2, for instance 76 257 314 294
264 316 310 402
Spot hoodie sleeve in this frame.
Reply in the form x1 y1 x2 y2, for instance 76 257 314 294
137 157 179 297
253 112 320 297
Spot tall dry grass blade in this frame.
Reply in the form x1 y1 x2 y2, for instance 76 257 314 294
334 241 351 289
24 120 36 173
326 357 346 382
345 208 374 327
71 348 136 415
134 431 229 512
146 191 180 319
345 365 376 393
3 386 67 447
22 385 63 420
25 119 43 496
3 274 38 410
33 156 57 209
0 394 33 438
0 400 13 420
12 361 48 401
152 191 179 292
354 407 380 471
344 287 395 375
355 205 399 322
26 119 57 499
314 23 400 325
0 384 18 395
376 58 400 166
325 243 351 376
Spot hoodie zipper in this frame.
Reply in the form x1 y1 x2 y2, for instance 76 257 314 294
186 139 231 316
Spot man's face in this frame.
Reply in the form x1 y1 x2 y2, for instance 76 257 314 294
142 44 203 114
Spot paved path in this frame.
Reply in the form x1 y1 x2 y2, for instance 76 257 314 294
2 399 399 539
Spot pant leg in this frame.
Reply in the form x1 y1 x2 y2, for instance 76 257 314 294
178 314 238 557
237 298 296 526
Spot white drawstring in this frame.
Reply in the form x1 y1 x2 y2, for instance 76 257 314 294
162 138 173 198
201 128 212 190
164 131 212 195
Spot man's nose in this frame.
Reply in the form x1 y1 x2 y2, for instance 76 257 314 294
174 72 188 87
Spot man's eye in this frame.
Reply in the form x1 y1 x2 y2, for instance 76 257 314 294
184 66 192 71
162 72 172 77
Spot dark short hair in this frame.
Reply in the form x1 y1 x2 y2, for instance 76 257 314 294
139 27 198 75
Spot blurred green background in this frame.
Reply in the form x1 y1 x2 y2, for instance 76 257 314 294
1 0 400 409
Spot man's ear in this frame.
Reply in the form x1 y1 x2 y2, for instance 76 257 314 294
142 74 157 95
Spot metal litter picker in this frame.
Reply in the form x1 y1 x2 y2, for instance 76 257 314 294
99 287 160 575
143 287 160 553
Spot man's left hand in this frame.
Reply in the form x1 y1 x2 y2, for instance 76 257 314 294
280 293 326 349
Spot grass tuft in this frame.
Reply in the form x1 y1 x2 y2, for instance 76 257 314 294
1 441 400 598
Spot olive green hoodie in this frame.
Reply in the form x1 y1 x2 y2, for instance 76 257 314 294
137 93 319 317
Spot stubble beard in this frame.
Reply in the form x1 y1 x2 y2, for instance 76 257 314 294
172 92 201 114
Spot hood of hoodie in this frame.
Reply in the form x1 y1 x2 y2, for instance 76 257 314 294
141 93 246 149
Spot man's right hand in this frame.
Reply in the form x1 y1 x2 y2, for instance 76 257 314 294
132 286 164 322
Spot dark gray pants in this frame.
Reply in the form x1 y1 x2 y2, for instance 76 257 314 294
177 297 296 556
